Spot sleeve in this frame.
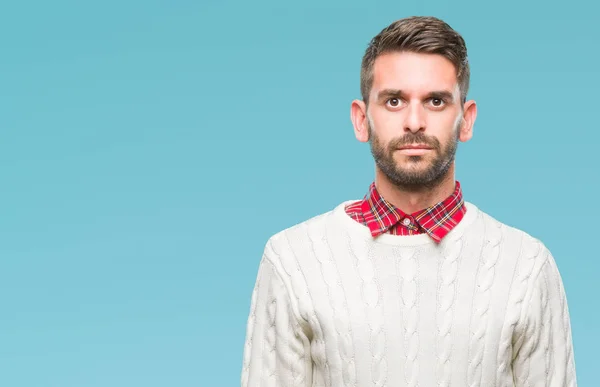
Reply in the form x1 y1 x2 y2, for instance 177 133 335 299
240 242 313 387
511 251 577 386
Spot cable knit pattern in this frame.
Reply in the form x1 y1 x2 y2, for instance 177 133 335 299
511 251 577 387
436 238 463 387
306 218 357 386
241 201 577 387
559 261 577 386
541 266 552 386
496 235 541 387
399 247 419 387
467 216 502 386
348 234 388 386
241 251 312 387
241 257 263 387
278 233 315 386
366 244 388 387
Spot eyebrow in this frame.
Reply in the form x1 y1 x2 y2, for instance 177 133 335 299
376 89 455 103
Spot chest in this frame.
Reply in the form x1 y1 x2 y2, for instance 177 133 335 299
299 238 521 369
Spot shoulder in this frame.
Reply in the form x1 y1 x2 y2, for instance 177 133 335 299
260 200 350 266
473 204 554 271
267 203 342 251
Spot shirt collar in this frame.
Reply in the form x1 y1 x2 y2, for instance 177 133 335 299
360 181 466 242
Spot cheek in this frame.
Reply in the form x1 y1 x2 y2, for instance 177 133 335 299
367 110 396 141
430 110 460 126
370 111 404 139
429 113 461 140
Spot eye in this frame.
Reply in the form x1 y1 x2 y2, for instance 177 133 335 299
386 98 402 108
429 98 445 108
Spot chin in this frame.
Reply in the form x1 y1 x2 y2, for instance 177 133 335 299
395 153 425 162
397 156 431 167
406 155 427 162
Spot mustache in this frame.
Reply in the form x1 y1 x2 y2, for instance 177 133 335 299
388 133 441 150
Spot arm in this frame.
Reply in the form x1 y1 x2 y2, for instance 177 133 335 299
512 251 577 386
240 241 313 387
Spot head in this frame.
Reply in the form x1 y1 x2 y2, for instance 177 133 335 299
350 16 477 192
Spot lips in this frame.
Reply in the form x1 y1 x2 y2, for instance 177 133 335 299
398 144 433 150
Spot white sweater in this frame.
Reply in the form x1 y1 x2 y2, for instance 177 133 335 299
241 200 577 387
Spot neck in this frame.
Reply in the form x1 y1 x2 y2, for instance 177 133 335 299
374 163 457 214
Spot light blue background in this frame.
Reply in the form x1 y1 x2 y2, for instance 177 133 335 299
1 1 597 386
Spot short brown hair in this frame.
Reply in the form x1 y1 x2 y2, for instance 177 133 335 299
360 16 470 105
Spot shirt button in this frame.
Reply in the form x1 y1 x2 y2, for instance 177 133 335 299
402 218 411 226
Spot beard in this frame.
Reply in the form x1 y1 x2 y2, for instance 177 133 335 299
368 120 460 192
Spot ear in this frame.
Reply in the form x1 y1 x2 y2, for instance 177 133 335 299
459 99 477 142
351 99 369 143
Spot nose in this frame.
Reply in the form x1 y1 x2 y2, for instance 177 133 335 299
404 103 426 133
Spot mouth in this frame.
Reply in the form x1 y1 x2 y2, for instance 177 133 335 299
398 144 433 150
396 144 433 156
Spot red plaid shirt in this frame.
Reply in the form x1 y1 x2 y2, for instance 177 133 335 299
345 181 466 243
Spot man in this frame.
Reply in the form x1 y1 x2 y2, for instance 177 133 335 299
240 16 577 387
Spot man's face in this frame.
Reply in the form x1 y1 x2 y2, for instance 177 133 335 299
366 51 464 191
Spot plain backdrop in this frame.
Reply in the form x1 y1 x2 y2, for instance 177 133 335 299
1 1 598 386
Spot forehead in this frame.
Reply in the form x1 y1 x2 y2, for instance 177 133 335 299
371 51 459 96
